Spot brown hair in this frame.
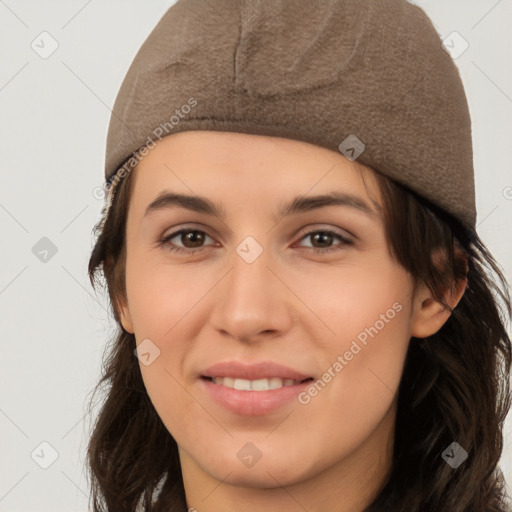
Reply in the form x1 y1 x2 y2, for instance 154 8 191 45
85 162 512 512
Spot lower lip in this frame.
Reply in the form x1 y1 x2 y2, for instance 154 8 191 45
200 377 313 416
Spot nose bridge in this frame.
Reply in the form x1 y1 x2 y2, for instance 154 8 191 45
228 235 279 307
209 234 292 339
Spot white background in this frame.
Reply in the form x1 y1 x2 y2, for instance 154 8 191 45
0 1 511 510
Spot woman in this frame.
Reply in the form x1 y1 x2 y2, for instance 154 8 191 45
85 1 512 510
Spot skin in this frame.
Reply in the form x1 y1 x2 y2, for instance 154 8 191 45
117 130 467 512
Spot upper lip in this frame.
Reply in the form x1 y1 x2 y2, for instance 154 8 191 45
201 361 313 382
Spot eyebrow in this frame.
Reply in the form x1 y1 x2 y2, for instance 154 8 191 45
143 190 380 221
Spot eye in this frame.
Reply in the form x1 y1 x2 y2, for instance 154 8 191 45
294 229 353 254
158 228 216 254
158 227 353 255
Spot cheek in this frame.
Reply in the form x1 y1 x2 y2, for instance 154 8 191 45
295 258 411 347
297 262 412 420
124 250 206 339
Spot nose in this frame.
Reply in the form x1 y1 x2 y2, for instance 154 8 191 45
208 245 294 343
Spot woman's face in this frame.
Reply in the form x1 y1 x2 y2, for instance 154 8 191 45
118 130 446 506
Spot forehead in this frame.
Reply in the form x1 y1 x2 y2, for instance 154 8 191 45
128 131 382 216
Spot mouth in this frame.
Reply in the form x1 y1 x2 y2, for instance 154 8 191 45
200 374 316 415
201 375 314 391
199 360 316 414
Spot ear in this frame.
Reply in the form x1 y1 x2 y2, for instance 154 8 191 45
105 252 134 334
410 246 468 338
117 296 134 334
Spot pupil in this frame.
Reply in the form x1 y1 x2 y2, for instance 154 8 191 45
185 231 204 247
313 232 331 247
181 231 333 249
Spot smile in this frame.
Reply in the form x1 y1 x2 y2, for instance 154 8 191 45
203 376 313 391
200 376 315 415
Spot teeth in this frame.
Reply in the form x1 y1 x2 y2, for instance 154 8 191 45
211 377 300 391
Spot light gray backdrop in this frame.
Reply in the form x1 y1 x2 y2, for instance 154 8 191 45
1 1 511 510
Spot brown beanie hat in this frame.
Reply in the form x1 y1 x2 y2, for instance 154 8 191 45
104 0 476 229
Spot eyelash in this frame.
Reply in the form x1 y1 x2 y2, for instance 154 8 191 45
158 227 353 255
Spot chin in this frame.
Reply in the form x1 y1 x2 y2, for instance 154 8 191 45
199 450 313 489
215 465 302 489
